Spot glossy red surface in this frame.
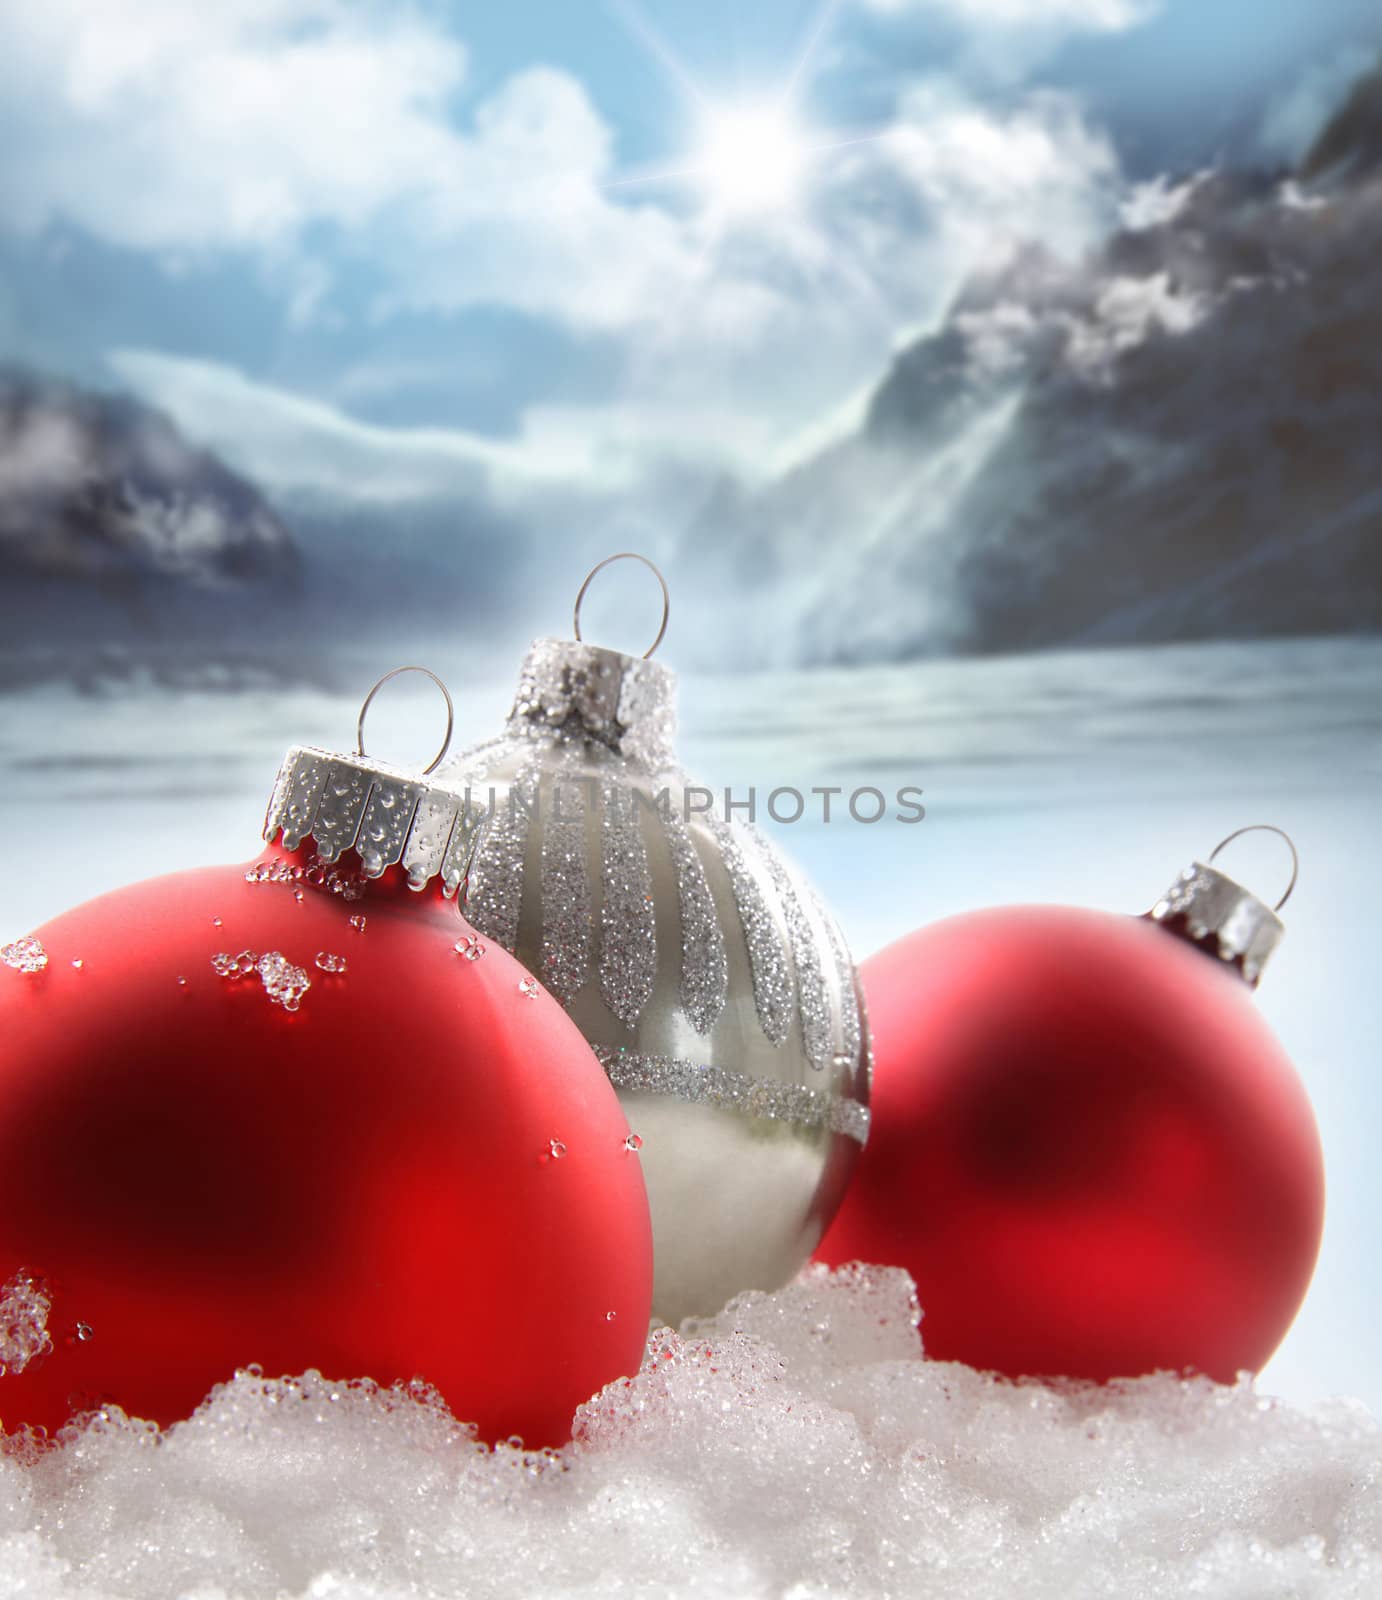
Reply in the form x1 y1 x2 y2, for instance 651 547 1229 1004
817 906 1324 1382
0 845 652 1446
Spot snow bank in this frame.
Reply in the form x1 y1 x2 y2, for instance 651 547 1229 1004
2 1265 1377 1599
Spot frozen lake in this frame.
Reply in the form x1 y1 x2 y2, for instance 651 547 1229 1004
2 633 1380 1413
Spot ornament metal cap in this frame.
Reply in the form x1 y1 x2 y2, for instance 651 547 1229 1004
503 552 678 770
262 667 482 894
1146 825 1298 988
507 636 678 771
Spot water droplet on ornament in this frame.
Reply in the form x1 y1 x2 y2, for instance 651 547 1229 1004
454 935 485 962
76 1322 92 1342
519 977 540 999
380 793 397 810
549 1138 567 1160
830 1052 852 1074
606 1310 617 1321
315 952 347 974
2 937 49 974
293 889 305 903
70 958 84 970
213 917 223 927
348 914 367 932
177 976 188 987
623 1133 643 1153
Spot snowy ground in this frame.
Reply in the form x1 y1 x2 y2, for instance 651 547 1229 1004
2 1266 1380 1599
1 634 1380 1596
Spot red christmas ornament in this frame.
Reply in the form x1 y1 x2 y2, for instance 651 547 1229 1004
817 829 1324 1384
0 670 653 1448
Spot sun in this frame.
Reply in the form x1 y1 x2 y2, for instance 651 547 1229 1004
696 102 807 215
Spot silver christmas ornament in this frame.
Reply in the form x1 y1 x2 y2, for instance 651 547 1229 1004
437 555 870 1324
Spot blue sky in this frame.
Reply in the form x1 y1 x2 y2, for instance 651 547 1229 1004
0 0 1377 504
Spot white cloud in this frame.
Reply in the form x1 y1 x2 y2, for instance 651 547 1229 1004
882 82 1118 250
1119 172 1207 231
97 63 1119 495
1 3 1117 338
857 0 1155 31
107 347 799 507
107 348 581 504
2 2 466 250
369 67 703 333
0 2 694 333
1065 271 1207 380
0 2 1122 477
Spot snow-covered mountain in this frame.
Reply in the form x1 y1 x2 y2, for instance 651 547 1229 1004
0 370 304 686
679 62 1382 665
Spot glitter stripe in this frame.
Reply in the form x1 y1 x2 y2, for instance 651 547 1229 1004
598 782 657 1027
710 819 793 1046
541 775 593 1003
463 768 538 955
594 1046 870 1146
811 882 863 1074
856 983 874 1102
750 833 833 1072
660 807 728 1035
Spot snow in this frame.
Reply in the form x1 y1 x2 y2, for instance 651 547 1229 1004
1 1266 1378 1599
0 1274 53 1378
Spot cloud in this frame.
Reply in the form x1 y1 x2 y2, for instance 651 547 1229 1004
0 2 1121 472
80 58 1117 486
107 346 828 513
0 2 695 334
1 4 1116 316
882 82 1118 251
1 2 466 250
106 349 601 504
851 0 1157 84
856 0 1155 33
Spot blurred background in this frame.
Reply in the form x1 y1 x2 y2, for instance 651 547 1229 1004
1 1 1379 1410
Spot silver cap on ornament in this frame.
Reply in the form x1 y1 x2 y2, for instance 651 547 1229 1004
261 667 484 895
1146 824 1298 988
438 555 871 1325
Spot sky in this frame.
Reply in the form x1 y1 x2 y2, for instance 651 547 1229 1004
0 0 1378 515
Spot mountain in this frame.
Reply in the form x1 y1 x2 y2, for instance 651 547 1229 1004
0 369 304 686
678 61 1382 666
1302 62 1382 181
